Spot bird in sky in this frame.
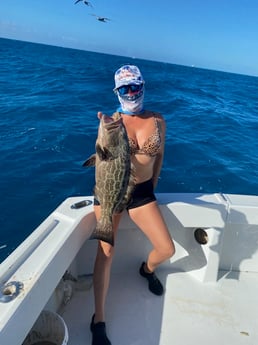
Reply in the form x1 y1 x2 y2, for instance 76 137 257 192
74 0 93 7
91 14 111 22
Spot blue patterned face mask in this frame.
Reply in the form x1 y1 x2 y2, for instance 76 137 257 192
114 65 145 115
117 88 145 115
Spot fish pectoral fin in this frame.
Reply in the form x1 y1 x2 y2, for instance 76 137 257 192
82 154 96 167
96 144 113 161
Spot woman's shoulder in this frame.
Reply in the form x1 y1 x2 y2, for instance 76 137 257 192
144 110 164 120
148 111 165 128
143 110 166 133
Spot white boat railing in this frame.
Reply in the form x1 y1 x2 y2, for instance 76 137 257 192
0 197 95 345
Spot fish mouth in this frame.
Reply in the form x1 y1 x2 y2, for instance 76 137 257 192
102 115 122 130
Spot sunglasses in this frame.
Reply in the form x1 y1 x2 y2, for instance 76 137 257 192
117 84 143 96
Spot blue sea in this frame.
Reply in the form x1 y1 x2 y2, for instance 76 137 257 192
1 37 258 263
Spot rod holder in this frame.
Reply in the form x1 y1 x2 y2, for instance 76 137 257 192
0 281 24 303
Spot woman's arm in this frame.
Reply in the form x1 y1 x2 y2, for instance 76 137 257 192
152 115 166 189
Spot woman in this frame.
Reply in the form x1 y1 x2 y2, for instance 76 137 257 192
90 65 175 345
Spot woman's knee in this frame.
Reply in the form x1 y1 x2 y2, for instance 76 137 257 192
161 240 176 260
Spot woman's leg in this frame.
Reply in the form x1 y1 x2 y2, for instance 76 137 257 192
93 205 123 323
128 201 175 273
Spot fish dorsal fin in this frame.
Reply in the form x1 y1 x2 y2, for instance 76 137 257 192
112 111 121 121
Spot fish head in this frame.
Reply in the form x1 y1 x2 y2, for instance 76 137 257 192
97 113 124 148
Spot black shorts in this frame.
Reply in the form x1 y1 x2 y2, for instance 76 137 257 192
93 179 156 211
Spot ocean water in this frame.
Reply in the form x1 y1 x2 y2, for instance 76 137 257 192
1 37 258 263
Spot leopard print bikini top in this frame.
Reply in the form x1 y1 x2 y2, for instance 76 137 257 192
128 115 162 157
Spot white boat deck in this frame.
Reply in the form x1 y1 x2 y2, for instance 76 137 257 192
61 267 258 345
2 193 258 345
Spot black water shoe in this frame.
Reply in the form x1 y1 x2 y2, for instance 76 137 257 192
90 314 111 345
139 262 164 296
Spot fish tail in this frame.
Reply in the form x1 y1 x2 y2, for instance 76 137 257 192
90 219 114 246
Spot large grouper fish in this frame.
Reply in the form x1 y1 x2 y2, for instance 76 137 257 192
83 112 135 246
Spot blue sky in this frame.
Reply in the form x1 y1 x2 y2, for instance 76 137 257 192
1 0 258 76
